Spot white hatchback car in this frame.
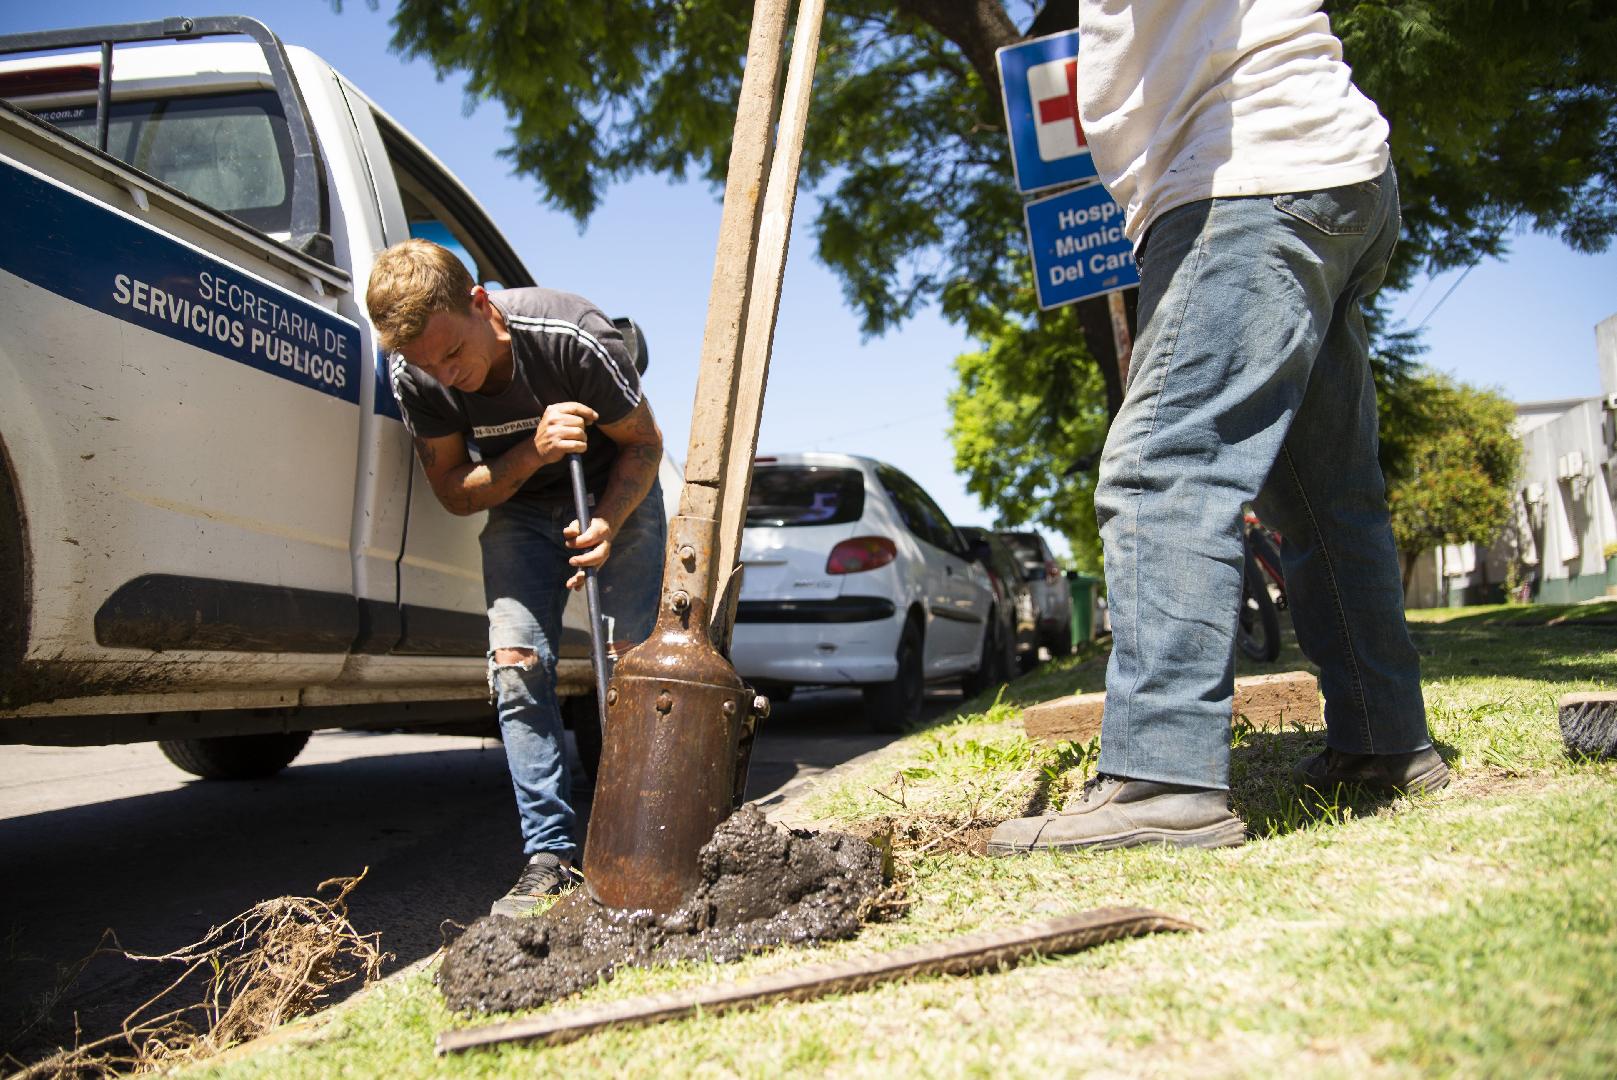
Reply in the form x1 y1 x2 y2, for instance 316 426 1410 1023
730 453 997 732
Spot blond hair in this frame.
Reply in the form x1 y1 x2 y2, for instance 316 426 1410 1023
365 238 475 351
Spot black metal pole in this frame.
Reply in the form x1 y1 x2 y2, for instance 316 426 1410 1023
567 454 611 739
95 41 111 152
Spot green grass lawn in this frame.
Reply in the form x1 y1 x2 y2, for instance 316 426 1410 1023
192 603 1616 1079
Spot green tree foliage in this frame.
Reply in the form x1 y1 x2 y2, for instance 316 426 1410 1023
381 1 1613 551
1337 0 1617 284
1385 372 1520 585
383 0 1617 323
947 298 1109 570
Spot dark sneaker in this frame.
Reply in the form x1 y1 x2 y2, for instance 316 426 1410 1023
489 852 579 917
987 775 1246 855
1291 745 1449 796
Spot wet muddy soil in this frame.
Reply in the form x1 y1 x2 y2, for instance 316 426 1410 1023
438 805 887 1014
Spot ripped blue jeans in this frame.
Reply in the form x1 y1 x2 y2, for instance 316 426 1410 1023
481 479 666 859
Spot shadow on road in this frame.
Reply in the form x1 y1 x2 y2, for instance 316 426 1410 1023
0 739 517 1063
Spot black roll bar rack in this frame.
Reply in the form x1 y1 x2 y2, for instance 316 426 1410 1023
0 15 332 262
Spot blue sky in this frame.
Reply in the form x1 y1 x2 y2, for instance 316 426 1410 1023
6 2 1614 557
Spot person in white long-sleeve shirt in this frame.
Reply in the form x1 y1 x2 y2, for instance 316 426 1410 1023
992 1 1447 857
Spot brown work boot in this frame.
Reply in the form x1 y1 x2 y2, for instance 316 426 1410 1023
987 775 1246 855
1291 745 1449 796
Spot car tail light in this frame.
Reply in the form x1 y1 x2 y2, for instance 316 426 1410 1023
826 537 897 574
1046 560 1062 583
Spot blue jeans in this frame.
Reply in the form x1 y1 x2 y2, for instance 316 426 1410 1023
1094 166 1429 790
481 479 666 859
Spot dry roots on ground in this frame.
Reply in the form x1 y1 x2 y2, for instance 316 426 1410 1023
8 871 389 1080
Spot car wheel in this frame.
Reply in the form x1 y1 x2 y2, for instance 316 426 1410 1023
864 620 923 734
1017 642 1042 674
960 616 1000 700
1046 617 1075 659
158 732 310 780
998 621 1019 682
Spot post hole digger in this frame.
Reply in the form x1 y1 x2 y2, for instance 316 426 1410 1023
439 0 1197 1050
578 0 817 913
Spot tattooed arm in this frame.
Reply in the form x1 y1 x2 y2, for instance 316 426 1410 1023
563 398 664 585
414 401 596 516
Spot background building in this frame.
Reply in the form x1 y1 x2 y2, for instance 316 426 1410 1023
1406 313 1617 608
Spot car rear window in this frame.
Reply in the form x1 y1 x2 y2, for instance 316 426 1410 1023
746 466 865 527
1001 533 1044 565
29 90 293 232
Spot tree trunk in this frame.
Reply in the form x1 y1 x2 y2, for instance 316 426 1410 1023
894 0 1020 92
1074 291 1137 417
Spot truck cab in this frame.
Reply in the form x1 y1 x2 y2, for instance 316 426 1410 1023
0 18 676 775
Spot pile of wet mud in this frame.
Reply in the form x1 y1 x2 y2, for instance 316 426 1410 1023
439 805 887 1014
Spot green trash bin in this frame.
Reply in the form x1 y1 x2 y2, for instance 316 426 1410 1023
1067 572 1102 644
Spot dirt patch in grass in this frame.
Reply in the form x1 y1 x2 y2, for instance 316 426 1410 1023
437 806 891 1014
844 813 1000 858
1444 769 1565 800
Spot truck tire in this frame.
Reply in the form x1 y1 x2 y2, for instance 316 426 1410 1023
864 620 923 734
563 692 604 787
0 443 26 702
158 732 311 780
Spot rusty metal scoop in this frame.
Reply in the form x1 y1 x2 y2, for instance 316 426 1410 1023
582 0 824 913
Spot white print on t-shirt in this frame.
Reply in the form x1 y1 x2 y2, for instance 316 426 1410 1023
472 417 543 438
503 313 642 408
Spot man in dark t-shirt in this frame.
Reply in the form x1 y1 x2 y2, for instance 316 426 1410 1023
367 239 666 916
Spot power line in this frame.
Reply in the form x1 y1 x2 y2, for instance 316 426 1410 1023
1412 255 1482 331
1411 217 1519 331
1396 269 1441 325
800 407 950 449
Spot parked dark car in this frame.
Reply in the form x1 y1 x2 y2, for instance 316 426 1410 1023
996 530 1074 659
960 526 1040 676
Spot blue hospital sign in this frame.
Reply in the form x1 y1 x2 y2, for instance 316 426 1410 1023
996 30 1096 195
1024 182 1138 309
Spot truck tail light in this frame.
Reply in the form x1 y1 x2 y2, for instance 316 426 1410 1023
826 537 897 575
0 65 100 97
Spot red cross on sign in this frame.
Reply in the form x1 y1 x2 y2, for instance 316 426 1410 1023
1029 57 1087 162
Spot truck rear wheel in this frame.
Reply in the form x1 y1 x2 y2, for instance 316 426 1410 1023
0 442 26 702
563 692 603 787
158 732 311 780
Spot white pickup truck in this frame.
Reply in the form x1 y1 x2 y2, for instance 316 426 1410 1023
0 17 678 778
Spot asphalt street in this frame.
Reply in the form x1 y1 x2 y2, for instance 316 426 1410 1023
0 686 958 1066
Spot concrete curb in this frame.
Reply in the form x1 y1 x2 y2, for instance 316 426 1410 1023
754 738 909 830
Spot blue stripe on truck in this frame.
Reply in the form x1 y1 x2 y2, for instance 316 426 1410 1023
373 346 402 420
0 156 362 404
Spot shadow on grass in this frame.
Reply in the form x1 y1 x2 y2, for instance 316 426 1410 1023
1230 728 1459 839
1409 619 1617 682
1409 601 1617 627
